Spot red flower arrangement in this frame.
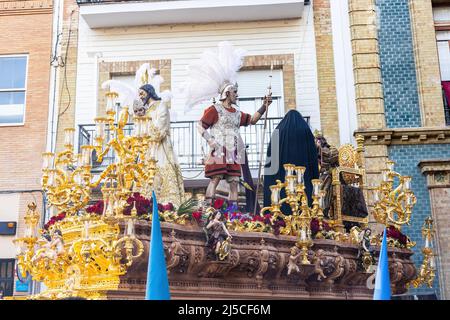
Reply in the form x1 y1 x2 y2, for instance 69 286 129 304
85 193 173 218
213 198 225 209
252 215 264 223
162 203 174 212
386 225 408 246
86 200 104 215
271 218 286 235
44 212 66 230
42 193 179 233
123 192 152 216
192 211 202 223
310 218 331 236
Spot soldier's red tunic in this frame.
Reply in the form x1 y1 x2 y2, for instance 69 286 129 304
200 105 252 178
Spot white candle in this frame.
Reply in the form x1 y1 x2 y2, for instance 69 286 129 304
271 187 280 205
84 221 90 239
374 190 380 202
406 193 412 206
126 219 134 236
382 170 388 182
64 128 75 147
106 92 117 113
287 176 296 193
42 152 55 170
430 255 436 269
403 177 411 191
300 230 307 241
81 146 93 166
312 179 321 196
284 164 294 180
319 196 324 208
387 161 395 171
295 167 305 185
425 237 430 248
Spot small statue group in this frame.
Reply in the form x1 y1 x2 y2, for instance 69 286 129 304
287 246 301 276
31 229 65 264
287 246 327 281
315 131 338 218
203 207 233 261
353 227 374 272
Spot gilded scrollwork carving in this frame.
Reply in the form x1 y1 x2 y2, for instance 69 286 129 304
339 258 358 285
325 254 346 284
197 249 239 278
389 253 403 282
238 250 260 278
187 245 205 275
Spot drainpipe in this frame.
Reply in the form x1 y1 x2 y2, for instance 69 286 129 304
47 0 64 155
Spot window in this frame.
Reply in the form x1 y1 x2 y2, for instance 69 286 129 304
0 259 15 297
437 40 450 81
436 33 450 125
0 55 28 125
110 74 135 122
236 69 284 117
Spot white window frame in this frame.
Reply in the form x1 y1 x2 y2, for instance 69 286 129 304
0 54 28 127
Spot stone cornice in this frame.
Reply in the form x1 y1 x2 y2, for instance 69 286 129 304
419 159 450 174
354 127 450 146
419 159 450 188
0 0 52 16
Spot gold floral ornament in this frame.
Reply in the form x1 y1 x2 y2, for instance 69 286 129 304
338 144 359 185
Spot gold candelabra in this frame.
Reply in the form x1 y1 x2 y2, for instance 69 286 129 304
41 92 159 215
372 160 417 230
12 90 163 299
411 217 436 288
260 164 326 264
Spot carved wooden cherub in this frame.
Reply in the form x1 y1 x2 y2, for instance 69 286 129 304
312 249 327 281
166 231 189 273
287 246 301 275
31 229 65 264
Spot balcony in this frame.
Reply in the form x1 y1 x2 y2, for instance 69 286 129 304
77 0 306 29
78 117 310 173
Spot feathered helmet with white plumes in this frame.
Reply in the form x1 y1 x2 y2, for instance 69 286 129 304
183 41 247 108
101 63 172 109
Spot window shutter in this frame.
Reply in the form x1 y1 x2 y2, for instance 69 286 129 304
438 41 450 81
236 69 283 98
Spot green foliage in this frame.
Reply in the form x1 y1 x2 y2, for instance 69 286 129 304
177 198 199 215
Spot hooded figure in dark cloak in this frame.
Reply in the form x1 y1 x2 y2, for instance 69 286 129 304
263 110 319 215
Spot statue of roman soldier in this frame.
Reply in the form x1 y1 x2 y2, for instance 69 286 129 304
198 81 272 207
184 41 271 209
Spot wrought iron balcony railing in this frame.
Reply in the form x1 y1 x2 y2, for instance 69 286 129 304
78 117 309 172
443 89 450 126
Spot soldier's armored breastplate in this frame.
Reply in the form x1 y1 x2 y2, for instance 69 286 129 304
210 103 241 157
